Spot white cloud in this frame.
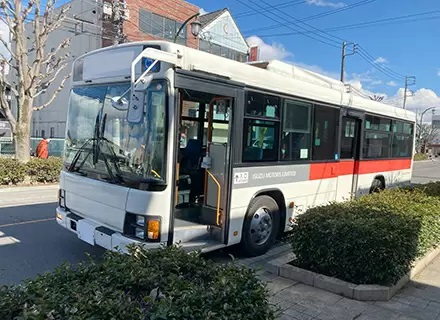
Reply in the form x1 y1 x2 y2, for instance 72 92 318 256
374 57 388 64
437 69 440 77
199 8 208 15
306 0 345 8
387 81 398 87
246 36 292 61
291 62 340 80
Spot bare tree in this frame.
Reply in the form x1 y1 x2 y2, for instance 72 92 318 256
369 94 384 102
416 123 439 153
0 0 71 162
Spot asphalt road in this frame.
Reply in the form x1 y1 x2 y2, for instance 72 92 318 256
0 161 439 286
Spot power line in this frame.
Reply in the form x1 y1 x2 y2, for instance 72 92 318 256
257 10 440 38
236 0 340 48
356 45 405 79
244 0 376 34
356 51 403 82
234 0 307 19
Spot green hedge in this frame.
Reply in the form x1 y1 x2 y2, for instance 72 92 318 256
414 153 429 161
290 189 440 286
410 181 440 197
0 245 276 320
0 157 62 185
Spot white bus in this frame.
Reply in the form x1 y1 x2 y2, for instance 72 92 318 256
56 41 416 256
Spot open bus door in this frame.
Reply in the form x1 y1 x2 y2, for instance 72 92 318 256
336 109 364 201
171 71 243 251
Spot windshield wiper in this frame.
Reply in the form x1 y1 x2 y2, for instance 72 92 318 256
68 113 123 185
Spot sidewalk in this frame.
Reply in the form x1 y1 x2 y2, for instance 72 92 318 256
246 245 440 320
0 184 59 207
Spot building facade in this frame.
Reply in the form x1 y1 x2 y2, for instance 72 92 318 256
26 0 250 144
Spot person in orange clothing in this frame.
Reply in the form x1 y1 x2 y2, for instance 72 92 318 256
35 136 50 159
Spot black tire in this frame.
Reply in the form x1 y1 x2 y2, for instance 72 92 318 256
239 195 280 257
370 178 384 193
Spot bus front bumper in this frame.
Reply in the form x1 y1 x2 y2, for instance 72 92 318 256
55 207 164 253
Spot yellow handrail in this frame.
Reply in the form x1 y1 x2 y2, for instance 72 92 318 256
151 169 161 179
206 169 222 226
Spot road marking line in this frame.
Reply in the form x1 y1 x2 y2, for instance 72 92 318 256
0 218 54 228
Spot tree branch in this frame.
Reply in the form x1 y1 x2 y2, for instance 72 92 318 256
32 73 70 111
42 38 70 65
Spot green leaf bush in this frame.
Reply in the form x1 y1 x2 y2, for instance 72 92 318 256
414 153 429 161
0 245 276 320
0 158 27 185
409 181 440 197
0 157 62 185
26 157 63 183
290 189 440 286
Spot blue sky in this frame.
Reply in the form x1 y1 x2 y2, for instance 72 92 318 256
191 0 440 120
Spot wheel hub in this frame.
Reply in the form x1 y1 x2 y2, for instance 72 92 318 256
249 207 273 245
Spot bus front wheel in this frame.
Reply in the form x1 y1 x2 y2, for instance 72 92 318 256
240 195 280 257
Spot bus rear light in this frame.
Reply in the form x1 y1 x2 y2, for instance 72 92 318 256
147 220 160 240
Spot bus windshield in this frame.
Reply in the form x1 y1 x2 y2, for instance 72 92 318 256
64 81 167 190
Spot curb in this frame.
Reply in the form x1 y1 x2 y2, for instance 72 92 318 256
266 246 440 301
0 184 59 193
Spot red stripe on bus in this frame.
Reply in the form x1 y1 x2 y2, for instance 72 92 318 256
309 158 412 180
356 159 412 174
309 162 339 180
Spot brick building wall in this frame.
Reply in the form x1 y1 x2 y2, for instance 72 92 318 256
104 0 200 49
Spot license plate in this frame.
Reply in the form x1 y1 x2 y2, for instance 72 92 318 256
77 220 95 245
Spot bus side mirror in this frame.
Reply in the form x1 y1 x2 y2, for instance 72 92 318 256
127 89 145 124
127 74 153 124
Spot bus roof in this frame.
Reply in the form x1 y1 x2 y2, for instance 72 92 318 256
74 40 416 123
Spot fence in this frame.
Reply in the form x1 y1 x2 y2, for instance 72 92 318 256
0 138 65 157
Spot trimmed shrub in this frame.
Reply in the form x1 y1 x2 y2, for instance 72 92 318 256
410 181 440 198
0 157 62 185
290 189 440 286
0 158 26 185
26 157 63 183
0 245 277 320
414 153 429 161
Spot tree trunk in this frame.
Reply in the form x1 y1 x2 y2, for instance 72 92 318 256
13 94 34 163
14 123 31 163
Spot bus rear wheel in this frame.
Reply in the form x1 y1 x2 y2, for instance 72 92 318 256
240 195 280 257
370 178 385 193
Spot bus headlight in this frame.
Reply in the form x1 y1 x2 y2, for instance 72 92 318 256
124 213 161 242
135 227 145 239
136 215 145 226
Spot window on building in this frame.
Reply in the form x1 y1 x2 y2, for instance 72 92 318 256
41 129 46 139
312 105 339 160
139 9 187 45
242 91 280 162
281 100 311 161
50 127 55 138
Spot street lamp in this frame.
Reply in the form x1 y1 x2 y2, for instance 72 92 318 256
174 13 202 43
418 106 436 153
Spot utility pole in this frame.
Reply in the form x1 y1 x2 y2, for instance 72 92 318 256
340 42 357 82
403 76 416 109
